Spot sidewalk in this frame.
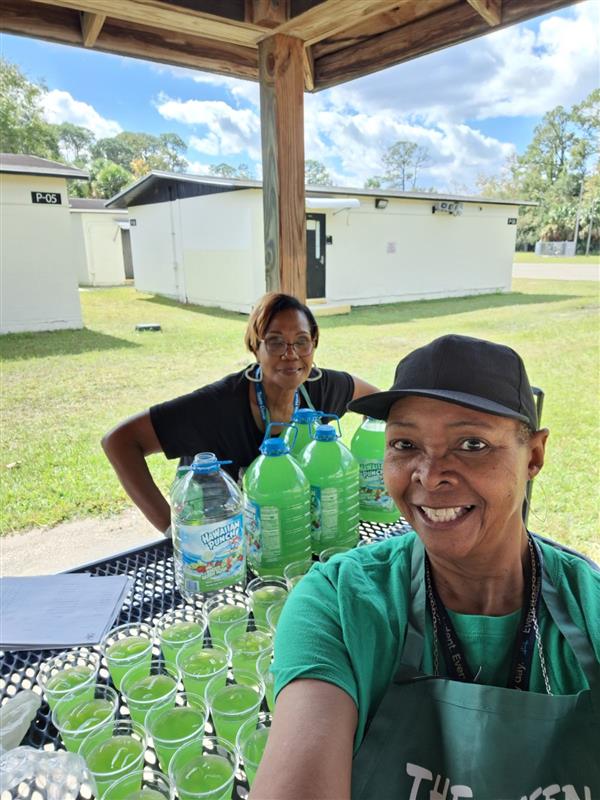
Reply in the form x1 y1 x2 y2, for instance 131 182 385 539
513 262 599 281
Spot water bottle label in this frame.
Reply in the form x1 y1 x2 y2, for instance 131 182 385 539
178 514 245 591
244 498 281 564
358 460 395 512
310 486 338 545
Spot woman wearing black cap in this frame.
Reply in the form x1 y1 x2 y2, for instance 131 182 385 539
251 334 600 798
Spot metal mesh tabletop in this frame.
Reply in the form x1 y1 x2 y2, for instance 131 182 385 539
0 519 411 795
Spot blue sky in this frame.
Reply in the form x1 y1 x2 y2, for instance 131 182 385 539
1 1 598 192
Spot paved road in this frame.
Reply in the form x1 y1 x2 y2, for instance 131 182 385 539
513 262 599 281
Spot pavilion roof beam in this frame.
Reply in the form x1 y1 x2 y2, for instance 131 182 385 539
245 0 290 28
80 11 105 46
32 0 265 47
465 0 502 25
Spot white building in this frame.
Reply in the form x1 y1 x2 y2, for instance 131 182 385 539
1 154 87 334
107 172 532 314
69 198 132 286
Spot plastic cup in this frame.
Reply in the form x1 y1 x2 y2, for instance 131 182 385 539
236 711 272 787
319 546 351 563
103 622 154 691
104 768 170 800
145 691 207 773
265 600 286 633
52 683 118 754
154 607 207 674
205 670 264 748
283 558 313 590
37 647 101 712
205 594 249 647
121 659 179 726
256 653 275 712
81 718 147 799
225 621 273 682
177 642 229 703
246 576 288 628
169 736 238 800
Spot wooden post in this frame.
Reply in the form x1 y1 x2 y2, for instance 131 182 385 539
259 33 306 300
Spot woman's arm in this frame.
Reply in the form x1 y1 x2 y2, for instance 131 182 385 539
351 375 381 400
101 410 171 533
249 678 357 800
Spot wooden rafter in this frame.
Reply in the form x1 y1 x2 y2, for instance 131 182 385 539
465 0 502 25
245 0 290 28
80 11 105 46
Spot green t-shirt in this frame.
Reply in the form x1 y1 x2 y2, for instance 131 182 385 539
272 533 600 752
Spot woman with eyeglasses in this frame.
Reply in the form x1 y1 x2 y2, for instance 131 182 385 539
101 292 379 535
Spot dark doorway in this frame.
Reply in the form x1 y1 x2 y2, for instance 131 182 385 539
121 229 134 279
306 213 326 298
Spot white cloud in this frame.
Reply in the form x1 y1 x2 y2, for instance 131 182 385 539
186 160 213 175
41 89 122 138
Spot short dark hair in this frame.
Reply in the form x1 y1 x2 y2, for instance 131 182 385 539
244 293 319 354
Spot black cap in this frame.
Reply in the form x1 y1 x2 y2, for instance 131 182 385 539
348 334 538 428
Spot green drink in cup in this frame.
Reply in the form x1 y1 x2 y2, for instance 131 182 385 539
225 622 272 682
52 684 118 754
121 659 179 726
104 768 170 800
237 712 272 787
177 642 229 703
145 692 207 773
169 736 238 800
265 600 285 633
246 576 288 628
283 558 313 591
205 594 249 647
37 647 101 713
319 545 351 563
155 606 206 674
205 670 264 748
257 653 275 712
81 719 147 800
103 622 154 691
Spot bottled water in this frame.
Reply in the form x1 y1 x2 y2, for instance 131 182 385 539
351 417 400 523
297 418 360 555
171 453 245 598
244 425 311 576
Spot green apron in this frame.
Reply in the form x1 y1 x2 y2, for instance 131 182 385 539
351 538 600 799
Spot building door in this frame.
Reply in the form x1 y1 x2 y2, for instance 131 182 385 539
306 213 326 298
121 229 134 279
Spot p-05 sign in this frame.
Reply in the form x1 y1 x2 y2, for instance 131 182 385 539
31 191 62 205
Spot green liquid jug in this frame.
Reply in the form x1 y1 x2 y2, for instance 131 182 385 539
351 417 400 524
243 424 311 576
298 418 359 555
283 408 321 459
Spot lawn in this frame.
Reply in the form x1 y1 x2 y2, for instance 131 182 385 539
1 281 598 561
513 252 599 265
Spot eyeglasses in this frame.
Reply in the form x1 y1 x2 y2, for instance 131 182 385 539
261 336 314 357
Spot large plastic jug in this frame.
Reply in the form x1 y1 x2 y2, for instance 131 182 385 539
243 424 311 576
283 408 321 459
171 452 245 598
351 417 400 524
297 418 360 555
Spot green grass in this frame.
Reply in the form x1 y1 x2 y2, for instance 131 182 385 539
513 252 599 265
1 282 599 561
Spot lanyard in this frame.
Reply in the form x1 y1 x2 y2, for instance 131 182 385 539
254 380 314 427
424 534 543 690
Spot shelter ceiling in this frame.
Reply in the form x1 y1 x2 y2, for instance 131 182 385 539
2 0 580 90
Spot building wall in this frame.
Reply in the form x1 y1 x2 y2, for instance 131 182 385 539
70 211 128 285
320 198 518 305
0 174 82 334
128 202 179 299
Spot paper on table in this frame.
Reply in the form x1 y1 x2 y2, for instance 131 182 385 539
0 573 133 651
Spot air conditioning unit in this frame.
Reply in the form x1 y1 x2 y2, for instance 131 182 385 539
432 201 463 216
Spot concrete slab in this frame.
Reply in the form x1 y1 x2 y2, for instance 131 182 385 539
513 262 599 281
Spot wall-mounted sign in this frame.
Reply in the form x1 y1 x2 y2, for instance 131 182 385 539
130 219 137 226
507 217 517 225
31 191 61 205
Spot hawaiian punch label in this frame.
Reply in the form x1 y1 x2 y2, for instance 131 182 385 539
358 460 395 511
310 486 339 545
179 514 245 592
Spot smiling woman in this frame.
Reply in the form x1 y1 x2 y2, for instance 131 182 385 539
101 292 379 534
251 334 600 799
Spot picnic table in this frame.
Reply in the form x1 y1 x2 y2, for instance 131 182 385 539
0 519 412 797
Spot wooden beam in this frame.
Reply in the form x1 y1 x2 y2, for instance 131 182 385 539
314 0 577 89
272 0 410 46
259 34 306 299
303 44 315 91
80 11 105 46
246 0 290 28
2 2 259 80
465 0 502 25
32 0 264 47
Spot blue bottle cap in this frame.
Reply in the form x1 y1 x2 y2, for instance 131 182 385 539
292 408 321 424
314 424 338 442
260 437 290 456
